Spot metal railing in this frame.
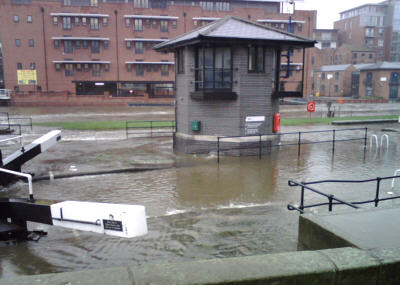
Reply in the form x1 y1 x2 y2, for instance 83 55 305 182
126 120 176 139
0 112 33 130
287 175 400 213
217 127 368 163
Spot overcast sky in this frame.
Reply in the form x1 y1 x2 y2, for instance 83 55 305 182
295 0 385 29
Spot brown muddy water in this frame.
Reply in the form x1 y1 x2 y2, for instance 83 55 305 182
1 106 400 278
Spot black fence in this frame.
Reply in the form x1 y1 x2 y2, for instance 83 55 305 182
217 127 368 163
0 112 32 130
126 120 176 139
287 175 400 214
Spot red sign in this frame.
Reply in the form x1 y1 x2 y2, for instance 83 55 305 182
307 101 316 113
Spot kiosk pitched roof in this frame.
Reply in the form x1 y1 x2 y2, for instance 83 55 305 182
154 16 315 51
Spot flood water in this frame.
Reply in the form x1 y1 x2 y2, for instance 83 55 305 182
1 106 400 278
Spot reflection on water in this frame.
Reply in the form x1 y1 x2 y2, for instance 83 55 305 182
1 123 400 277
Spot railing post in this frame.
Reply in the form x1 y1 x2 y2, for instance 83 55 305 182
298 132 302 156
364 127 368 148
150 121 153 138
328 195 334 212
332 129 336 154
375 177 381 207
125 121 128 139
217 137 220 164
259 135 262 160
300 182 305 211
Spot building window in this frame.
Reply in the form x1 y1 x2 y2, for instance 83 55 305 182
55 63 61 71
15 39 21 47
103 17 108 27
83 64 89 72
54 40 60 48
127 64 132 72
366 72 373 86
53 16 58 25
75 17 80 26
194 20 198 27
136 64 144 76
92 63 101 76
91 41 100 53
82 17 87 26
28 39 34 47
27 15 32 23
147 64 152 72
134 0 149 8
145 19 151 28
200 1 214 10
104 63 110 72
248 46 264 73
82 40 88 49
75 40 81 49
298 24 303 32
65 63 74 76
63 0 72 5
172 20 177 28
335 72 339 80
196 47 232 90
125 18 130 27
216 2 230 11
177 48 184 74
30 62 36 70
334 85 339 93
161 64 169 76
352 53 357 59
76 63 82 71
378 39 384 47
126 41 131 49
64 40 73 53
160 20 168 32
321 84 325 92
13 15 19 23
90 18 99 30
17 62 22 70
146 42 152 49
63 17 72 30
369 53 373 59
104 40 109 49
321 72 325 80
135 42 144 54
134 19 143 31
90 0 98 6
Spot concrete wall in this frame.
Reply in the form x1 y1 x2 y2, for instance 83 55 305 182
2 247 400 285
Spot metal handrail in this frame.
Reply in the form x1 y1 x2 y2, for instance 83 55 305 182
217 127 368 163
0 168 33 201
287 175 400 213
126 120 176 139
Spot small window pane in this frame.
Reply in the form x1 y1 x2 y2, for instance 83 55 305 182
27 15 32 23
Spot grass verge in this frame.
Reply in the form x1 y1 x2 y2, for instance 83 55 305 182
33 120 176 130
33 115 398 130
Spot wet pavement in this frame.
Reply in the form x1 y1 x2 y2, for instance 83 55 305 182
0 105 400 278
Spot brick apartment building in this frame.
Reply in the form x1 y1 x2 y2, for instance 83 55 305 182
0 0 316 105
333 1 400 62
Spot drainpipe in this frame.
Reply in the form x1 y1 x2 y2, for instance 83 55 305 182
41 7 49 92
114 10 120 95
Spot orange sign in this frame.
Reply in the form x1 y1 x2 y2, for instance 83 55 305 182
338 98 344 104
307 101 316 113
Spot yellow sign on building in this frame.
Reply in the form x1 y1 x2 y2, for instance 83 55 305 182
17 70 37 85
